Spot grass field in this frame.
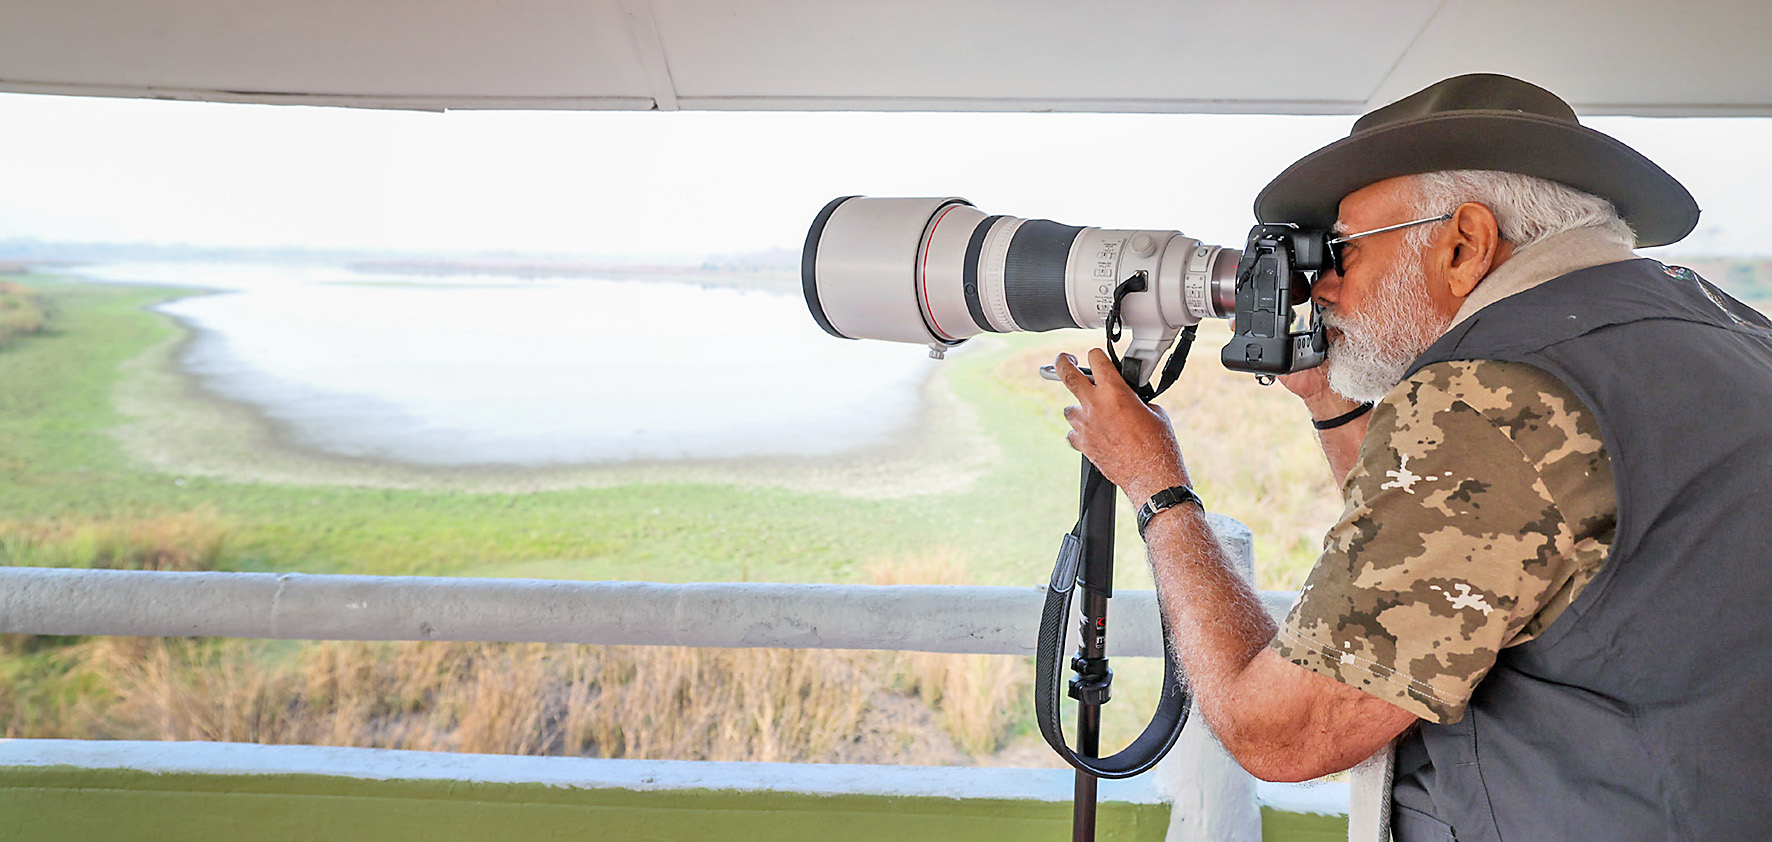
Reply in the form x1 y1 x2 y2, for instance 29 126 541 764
0 271 1342 763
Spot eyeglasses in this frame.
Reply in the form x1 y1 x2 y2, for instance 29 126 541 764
1324 212 1454 275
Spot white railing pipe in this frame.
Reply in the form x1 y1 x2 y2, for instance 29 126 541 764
1 513 1291 656
0 566 1295 656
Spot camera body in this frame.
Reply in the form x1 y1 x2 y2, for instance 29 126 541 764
1221 224 1329 375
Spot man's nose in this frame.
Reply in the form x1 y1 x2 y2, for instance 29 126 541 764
1312 270 1342 308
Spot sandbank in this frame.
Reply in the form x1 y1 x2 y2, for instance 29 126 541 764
111 306 998 499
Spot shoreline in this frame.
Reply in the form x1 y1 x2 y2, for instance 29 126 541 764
110 298 998 498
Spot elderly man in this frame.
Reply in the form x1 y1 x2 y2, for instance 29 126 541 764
1057 74 1772 840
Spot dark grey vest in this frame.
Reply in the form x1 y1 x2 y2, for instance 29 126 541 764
1389 259 1772 841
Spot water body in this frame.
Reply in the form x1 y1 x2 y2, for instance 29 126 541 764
74 262 940 467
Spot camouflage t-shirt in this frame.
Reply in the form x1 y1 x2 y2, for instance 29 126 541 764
1270 360 1617 723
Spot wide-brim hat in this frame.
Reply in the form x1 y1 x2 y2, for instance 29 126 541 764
1254 73 1699 247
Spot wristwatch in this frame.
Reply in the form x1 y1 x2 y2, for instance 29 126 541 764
1136 485 1203 540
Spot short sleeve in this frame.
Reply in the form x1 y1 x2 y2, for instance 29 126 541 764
1268 361 1611 723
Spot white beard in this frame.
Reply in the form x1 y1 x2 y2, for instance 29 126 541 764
1321 251 1452 404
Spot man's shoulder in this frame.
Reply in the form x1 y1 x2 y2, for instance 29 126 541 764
1381 360 1603 470
1389 359 1572 418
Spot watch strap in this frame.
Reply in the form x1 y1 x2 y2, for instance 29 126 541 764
1136 485 1202 540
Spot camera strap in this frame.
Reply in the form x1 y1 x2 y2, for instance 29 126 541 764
1034 508 1192 778
1105 273 1199 403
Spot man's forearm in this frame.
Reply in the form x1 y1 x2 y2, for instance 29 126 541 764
1314 417 1368 486
1300 394 1370 486
1136 493 1415 782
1058 349 1412 780
1134 498 1279 754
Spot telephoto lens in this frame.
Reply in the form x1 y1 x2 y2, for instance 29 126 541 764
801 197 1241 363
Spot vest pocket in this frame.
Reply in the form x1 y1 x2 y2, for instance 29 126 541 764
1393 803 1458 841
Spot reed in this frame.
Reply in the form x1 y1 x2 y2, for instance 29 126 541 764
4 614 1027 765
8 638 886 762
0 281 47 349
0 509 228 572
868 552 1032 756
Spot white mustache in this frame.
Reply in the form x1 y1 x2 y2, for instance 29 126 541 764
1320 310 1353 333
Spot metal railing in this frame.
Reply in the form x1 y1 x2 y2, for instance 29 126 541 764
0 514 1335 842
0 568 1295 655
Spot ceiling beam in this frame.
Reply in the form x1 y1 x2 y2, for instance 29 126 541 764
620 0 680 112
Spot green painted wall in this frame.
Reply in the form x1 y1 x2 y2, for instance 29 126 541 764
0 765 1170 842
1260 806 1349 841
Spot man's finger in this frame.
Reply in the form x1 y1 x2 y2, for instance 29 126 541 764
1054 353 1093 398
1085 348 1134 398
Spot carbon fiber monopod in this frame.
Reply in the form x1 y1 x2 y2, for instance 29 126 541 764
1035 347 1193 842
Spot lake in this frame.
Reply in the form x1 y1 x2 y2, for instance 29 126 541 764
70 262 940 466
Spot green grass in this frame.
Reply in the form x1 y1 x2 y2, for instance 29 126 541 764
0 275 982 582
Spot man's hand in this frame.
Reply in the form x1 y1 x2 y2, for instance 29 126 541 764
1278 364 1360 418
1055 349 1188 506
1058 349 1414 782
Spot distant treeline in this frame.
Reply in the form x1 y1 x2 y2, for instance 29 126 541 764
349 249 800 295
350 247 796 279
0 240 798 277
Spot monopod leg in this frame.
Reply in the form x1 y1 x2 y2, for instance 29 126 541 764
1070 456 1118 842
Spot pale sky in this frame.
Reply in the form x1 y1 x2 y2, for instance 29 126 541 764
1 92 1768 260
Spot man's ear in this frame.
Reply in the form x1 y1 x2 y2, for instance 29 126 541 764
1445 202 1505 299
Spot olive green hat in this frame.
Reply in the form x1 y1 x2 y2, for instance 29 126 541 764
1254 73 1699 247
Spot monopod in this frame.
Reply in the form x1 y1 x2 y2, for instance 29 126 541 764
1034 290 1197 842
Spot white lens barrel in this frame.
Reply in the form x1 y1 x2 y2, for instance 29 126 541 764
804 196 1239 349
804 196 971 346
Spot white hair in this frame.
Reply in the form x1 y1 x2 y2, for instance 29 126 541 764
1401 170 1636 251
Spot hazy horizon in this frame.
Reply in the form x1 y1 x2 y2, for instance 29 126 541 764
2 92 1770 262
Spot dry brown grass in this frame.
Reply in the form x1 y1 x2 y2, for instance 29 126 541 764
0 509 229 572
0 280 47 349
869 552 1031 757
5 636 963 763
54 639 877 762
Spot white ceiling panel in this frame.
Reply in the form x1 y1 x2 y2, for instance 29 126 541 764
1370 0 1772 115
649 1 1439 111
0 0 1769 115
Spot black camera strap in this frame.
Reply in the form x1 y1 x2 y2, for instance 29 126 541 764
1034 488 1191 778
1104 272 1199 403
